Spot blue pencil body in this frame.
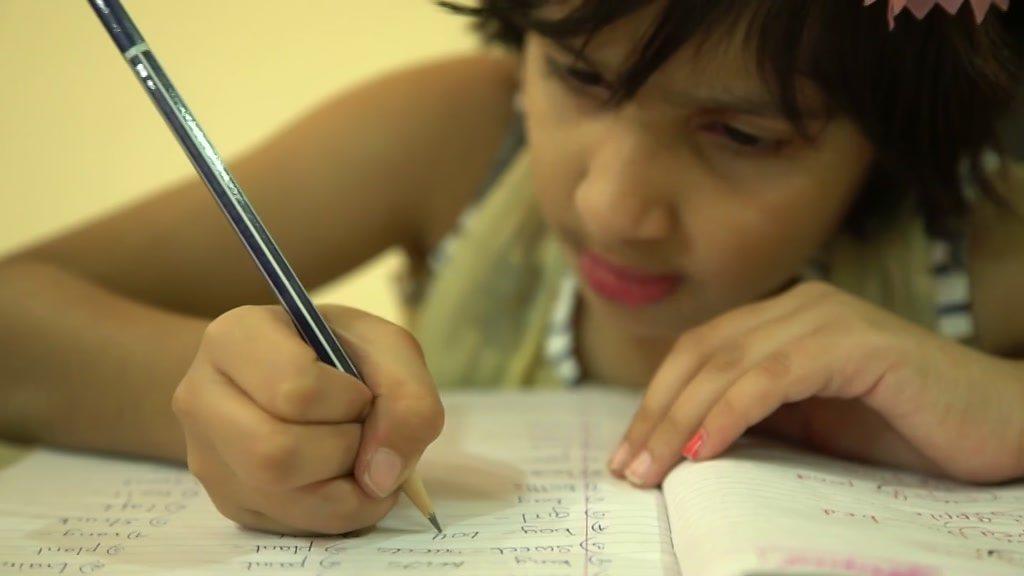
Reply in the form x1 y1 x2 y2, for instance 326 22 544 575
87 0 363 380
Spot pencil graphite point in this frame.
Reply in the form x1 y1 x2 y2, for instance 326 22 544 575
401 471 440 533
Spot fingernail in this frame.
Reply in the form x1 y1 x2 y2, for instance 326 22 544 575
609 442 630 472
624 451 652 486
682 429 706 460
365 448 403 498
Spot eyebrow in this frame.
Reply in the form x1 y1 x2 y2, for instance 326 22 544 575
671 89 832 122
663 91 786 118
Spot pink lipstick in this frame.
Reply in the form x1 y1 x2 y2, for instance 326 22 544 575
578 252 682 308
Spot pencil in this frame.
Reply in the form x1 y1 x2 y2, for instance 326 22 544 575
86 0 441 534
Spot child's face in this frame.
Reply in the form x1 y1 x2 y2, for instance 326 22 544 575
519 8 876 340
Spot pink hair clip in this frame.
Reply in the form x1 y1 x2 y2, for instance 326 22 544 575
864 0 1010 29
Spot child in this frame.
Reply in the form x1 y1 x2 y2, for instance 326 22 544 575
0 0 1021 536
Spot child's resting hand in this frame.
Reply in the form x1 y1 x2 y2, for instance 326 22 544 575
611 281 1024 487
171 305 444 535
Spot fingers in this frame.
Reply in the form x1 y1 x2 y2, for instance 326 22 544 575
320 306 446 499
756 400 946 477
202 306 373 423
187 426 395 535
227 509 313 536
176 361 363 491
694 325 907 466
618 342 802 485
686 338 828 462
622 318 890 488
613 307 821 480
178 304 430 535
224 481 396 536
255 477 399 535
188 434 317 536
612 290 814 475
613 282 871 487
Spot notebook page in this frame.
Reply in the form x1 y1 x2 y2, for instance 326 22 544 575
0 389 678 576
663 439 1024 576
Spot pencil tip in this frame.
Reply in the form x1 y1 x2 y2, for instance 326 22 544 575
428 512 442 533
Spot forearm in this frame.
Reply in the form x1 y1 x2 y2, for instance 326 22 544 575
0 259 207 462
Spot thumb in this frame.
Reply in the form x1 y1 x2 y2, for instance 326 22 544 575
320 306 445 499
357 386 444 498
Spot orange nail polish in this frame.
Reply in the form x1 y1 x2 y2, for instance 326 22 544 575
682 429 705 460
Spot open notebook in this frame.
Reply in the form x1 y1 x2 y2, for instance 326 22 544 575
1 389 1023 575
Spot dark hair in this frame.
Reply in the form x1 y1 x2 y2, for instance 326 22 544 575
441 0 1022 239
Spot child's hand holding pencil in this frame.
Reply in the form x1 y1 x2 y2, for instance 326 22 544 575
85 0 446 536
172 304 444 535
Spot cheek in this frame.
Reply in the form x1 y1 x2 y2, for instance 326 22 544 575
688 169 863 292
697 206 823 284
521 62 585 231
525 120 579 232
690 124 873 292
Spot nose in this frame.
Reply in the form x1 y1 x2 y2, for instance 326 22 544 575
574 126 676 243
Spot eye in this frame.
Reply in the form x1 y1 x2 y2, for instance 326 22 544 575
704 122 785 152
544 56 609 94
717 123 763 147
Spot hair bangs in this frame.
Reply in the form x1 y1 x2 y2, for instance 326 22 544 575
440 0 1021 238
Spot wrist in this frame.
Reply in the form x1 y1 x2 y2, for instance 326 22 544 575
865 328 1024 482
924 345 1024 482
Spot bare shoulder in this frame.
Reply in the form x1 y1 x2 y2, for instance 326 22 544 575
336 52 522 254
969 159 1024 356
7 52 521 317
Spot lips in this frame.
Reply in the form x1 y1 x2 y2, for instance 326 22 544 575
578 251 683 308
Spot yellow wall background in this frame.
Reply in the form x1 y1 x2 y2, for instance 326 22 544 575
0 1 479 324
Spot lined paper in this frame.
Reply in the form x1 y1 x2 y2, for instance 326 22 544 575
0 390 678 575
664 440 1024 576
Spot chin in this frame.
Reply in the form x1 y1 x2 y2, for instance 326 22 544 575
579 285 707 340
